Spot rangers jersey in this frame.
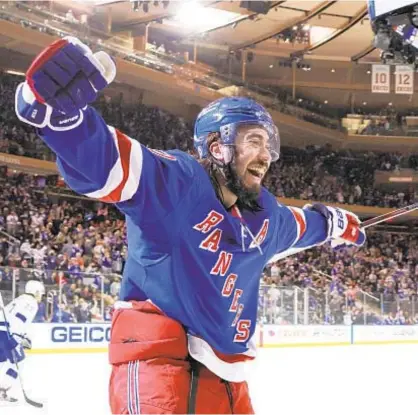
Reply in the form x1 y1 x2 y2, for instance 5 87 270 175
38 107 328 381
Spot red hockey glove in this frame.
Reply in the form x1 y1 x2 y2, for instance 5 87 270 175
304 203 366 249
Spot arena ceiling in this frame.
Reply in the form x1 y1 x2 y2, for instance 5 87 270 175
67 0 376 61
0 0 416 111
53 1 379 65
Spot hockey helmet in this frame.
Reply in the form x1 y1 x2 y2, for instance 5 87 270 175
193 96 280 162
25 280 45 297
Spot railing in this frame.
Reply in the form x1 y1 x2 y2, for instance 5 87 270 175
312 268 381 324
0 266 416 325
257 284 418 325
0 267 122 323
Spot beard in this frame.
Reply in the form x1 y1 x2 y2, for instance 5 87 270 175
223 157 261 209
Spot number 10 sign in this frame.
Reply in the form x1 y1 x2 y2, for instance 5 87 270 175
372 65 390 93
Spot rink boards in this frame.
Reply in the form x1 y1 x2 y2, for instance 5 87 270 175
25 323 418 354
259 325 418 347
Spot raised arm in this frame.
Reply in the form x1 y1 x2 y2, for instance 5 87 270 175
15 37 200 227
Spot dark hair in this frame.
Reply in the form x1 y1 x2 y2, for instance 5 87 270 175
197 133 263 213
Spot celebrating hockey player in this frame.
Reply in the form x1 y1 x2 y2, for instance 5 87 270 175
15 37 366 414
0 280 44 402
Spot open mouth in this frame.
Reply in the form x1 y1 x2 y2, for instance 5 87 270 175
247 168 265 179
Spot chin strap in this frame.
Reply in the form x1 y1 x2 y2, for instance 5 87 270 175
210 144 233 171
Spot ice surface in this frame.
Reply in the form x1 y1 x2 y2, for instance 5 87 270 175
2 344 417 415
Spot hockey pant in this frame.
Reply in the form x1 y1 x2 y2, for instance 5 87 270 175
0 343 25 392
109 301 254 414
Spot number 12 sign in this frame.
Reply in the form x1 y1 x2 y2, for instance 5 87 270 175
395 65 414 95
372 65 390 93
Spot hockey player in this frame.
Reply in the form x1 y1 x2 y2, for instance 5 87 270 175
15 37 366 414
0 280 44 402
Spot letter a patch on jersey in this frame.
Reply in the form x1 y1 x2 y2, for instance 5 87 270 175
249 219 269 249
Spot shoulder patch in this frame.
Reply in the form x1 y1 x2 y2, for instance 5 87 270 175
149 148 177 161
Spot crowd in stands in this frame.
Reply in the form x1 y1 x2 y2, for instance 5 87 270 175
261 86 344 130
1 72 417 209
0 74 54 160
351 106 418 137
266 146 417 209
262 231 418 325
0 72 416 325
0 172 125 323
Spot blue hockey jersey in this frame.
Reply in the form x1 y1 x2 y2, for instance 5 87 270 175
38 107 328 381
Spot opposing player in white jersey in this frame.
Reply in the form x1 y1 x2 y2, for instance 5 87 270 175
0 280 44 402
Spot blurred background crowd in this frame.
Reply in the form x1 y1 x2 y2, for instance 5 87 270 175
0 72 416 326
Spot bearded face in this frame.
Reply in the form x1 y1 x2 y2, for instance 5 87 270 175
225 124 272 201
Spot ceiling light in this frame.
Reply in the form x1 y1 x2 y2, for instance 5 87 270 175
269 64 273 68
171 2 241 31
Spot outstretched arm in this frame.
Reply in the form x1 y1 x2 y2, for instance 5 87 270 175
15 37 200 227
270 202 366 262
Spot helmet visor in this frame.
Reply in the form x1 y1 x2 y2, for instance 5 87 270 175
219 120 280 162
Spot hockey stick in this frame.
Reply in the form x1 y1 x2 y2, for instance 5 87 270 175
270 202 418 262
357 202 418 229
0 292 43 409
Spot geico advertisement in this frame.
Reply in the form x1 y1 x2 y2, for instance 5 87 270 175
262 325 351 345
29 324 111 349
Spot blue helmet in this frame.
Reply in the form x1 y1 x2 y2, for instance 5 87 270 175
193 96 280 161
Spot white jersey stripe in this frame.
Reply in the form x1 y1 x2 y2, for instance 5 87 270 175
85 126 124 199
120 138 143 202
187 333 257 382
84 127 143 203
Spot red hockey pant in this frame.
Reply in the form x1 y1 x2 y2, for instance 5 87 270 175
108 301 254 414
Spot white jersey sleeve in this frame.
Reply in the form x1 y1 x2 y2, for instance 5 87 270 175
3 294 38 341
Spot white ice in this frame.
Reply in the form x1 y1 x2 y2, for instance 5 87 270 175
1 344 416 415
